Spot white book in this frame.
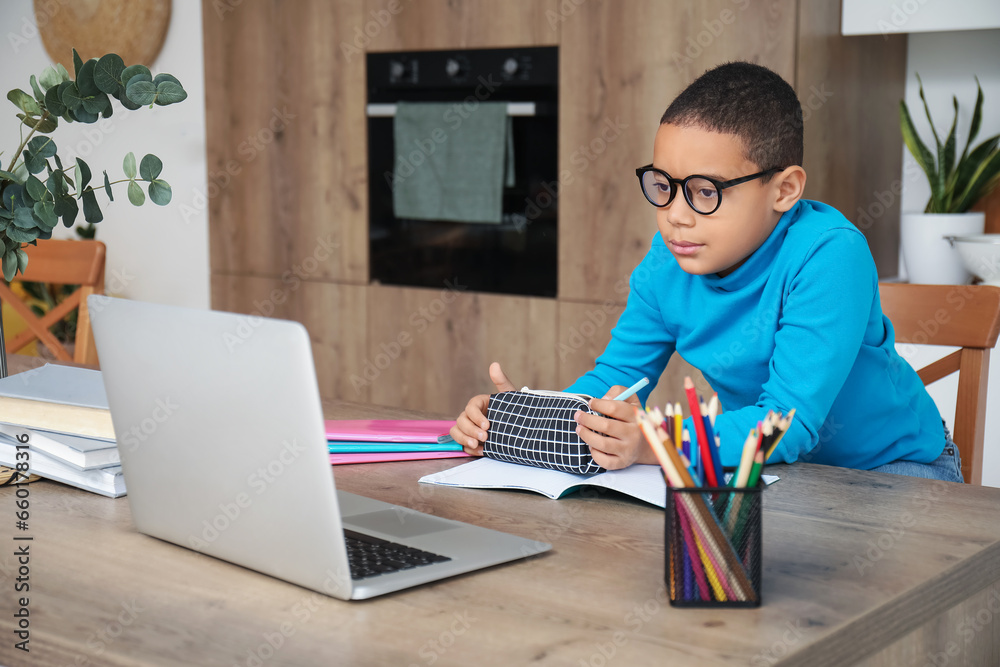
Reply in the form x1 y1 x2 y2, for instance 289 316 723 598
0 422 118 469
419 458 778 507
0 436 125 498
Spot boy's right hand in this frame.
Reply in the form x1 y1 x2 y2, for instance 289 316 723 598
451 362 516 456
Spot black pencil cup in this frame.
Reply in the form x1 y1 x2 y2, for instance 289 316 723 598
664 480 763 608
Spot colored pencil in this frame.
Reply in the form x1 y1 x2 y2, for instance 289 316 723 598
674 402 683 451
764 409 796 461
684 377 717 486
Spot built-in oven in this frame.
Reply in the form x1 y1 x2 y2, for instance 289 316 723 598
366 46 558 297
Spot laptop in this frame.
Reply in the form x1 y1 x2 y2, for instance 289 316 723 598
88 296 550 600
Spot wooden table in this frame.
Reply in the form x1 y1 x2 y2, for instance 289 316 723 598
1 359 999 666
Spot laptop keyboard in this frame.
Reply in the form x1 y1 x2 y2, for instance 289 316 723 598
344 529 452 580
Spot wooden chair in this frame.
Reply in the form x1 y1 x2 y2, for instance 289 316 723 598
0 239 106 366
879 283 1000 485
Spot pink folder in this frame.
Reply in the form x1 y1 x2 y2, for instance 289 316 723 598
329 451 470 465
325 419 455 443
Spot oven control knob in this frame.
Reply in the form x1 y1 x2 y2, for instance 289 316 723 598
445 58 464 78
503 57 519 76
389 60 408 81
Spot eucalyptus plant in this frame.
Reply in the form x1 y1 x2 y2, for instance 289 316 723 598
900 75 1000 214
0 49 187 281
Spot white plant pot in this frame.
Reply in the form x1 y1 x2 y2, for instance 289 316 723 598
900 212 985 284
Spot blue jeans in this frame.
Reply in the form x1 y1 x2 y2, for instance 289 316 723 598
869 423 964 483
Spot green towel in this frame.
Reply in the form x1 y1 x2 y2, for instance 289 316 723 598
392 101 514 224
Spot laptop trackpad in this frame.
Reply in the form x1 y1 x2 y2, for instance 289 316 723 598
344 509 460 539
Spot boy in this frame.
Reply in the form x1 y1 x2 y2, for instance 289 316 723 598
451 62 962 483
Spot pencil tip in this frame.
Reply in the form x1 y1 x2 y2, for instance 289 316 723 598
683 376 694 388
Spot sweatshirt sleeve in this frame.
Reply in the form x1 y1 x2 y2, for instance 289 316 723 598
712 229 877 465
564 247 676 404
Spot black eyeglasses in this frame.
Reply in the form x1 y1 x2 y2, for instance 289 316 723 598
635 164 782 215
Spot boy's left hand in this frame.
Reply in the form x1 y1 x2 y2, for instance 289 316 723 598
574 386 658 470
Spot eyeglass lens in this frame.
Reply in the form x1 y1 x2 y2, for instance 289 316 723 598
640 171 720 214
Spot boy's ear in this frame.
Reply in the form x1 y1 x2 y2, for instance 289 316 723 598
772 166 807 213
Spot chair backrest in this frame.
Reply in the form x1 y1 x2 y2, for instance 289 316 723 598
879 283 1000 485
0 239 106 366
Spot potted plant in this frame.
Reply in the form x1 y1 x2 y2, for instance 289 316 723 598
899 75 1000 284
0 49 187 377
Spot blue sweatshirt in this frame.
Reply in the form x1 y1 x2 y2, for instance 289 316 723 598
565 199 944 469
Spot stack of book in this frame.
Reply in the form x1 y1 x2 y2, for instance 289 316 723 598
0 364 125 498
325 419 468 465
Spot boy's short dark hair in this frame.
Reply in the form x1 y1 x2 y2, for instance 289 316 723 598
660 61 803 171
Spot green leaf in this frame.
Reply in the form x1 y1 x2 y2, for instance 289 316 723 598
2 249 16 282
23 149 46 175
46 170 66 197
0 169 19 182
60 82 83 110
127 180 145 206
56 63 70 82
916 73 942 154
94 54 126 95
76 158 92 190
148 179 172 205
7 89 41 115
55 194 78 226
6 226 36 245
126 80 157 106
939 96 958 204
154 81 187 106
77 59 100 97
81 189 103 223
16 113 57 134
101 101 114 119
81 92 110 115
27 136 56 159
69 106 99 124
73 48 84 80
25 174 46 201
13 207 36 229
33 201 57 229
29 75 45 103
16 248 28 274
959 77 984 167
152 73 183 87
139 154 163 181
952 148 1000 213
103 171 113 201
2 184 25 210
900 101 937 197
120 65 151 90
44 85 67 116
38 66 61 91
123 152 137 179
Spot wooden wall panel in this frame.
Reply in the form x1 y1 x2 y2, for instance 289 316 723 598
797 0 908 276
211 275 369 403
559 0 798 304
361 0 560 52
203 0 367 283
556 301 712 411
366 285 557 416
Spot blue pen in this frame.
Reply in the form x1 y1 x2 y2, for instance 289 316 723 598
612 376 649 401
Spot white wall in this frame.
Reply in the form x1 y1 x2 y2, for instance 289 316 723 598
0 0 209 309
842 0 1000 36
898 29 1000 486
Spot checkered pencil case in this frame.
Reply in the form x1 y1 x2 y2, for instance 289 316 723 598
482 389 605 475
